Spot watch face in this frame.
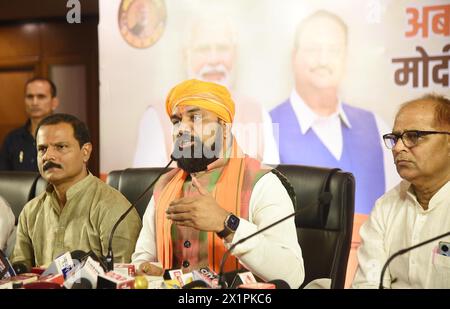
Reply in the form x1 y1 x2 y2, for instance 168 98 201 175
227 215 240 231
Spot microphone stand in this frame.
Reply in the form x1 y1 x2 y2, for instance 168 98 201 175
105 159 173 271
217 168 340 288
379 230 450 289
217 211 299 288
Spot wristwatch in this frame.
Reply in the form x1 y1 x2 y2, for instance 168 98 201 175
217 213 240 239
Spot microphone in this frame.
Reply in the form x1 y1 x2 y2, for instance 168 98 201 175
217 210 300 288
105 158 174 271
379 230 450 289
70 277 92 289
12 263 30 275
64 255 105 289
267 279 291 289
217 167 341 288
70 250 88 263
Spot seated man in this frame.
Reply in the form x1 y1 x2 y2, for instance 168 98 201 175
352 94 450 288
12 114 142 269
0 196 15 253
132 79 304 289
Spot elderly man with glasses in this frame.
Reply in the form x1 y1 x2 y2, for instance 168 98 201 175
352 93 450 289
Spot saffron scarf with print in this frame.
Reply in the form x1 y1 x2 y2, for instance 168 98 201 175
153 139 270 272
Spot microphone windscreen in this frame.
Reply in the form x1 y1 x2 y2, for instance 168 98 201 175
163 269 173 280
70 250 88 262
79 250 107 272
12 262 29 275
268 279 291 289
71 278 93 289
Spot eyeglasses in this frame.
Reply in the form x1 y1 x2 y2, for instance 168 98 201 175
383 130 450 149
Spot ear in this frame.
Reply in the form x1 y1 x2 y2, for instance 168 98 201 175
81 142 92 163
51 97 59 111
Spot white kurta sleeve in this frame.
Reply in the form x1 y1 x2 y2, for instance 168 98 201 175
224 172 304 288
131 197 157 268
352 199 390 289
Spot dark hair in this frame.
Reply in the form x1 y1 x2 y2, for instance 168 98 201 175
400 93 450 128
293 10 348 49
36 113 91 147
25 77 57 97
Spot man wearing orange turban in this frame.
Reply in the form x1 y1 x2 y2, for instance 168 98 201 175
132 79 304 288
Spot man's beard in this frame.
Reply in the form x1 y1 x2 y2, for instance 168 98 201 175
171 130 223 173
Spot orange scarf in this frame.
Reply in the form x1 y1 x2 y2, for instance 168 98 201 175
155 139 246 272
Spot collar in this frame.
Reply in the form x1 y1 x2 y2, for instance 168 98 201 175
46 172 94 200
289 89 352 134
402 180 450 213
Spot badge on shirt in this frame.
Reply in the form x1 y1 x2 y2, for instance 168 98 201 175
19 151 23 163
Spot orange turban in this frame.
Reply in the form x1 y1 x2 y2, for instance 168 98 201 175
165 79 235 123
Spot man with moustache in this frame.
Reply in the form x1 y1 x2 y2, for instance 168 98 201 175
270 10 398 214
352 94 450 288
133 14 278 167
11 114 141 269
132 79 304 288
0 77 59 171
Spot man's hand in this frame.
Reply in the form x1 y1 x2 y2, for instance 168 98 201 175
138 262 164 276
166 175 229 232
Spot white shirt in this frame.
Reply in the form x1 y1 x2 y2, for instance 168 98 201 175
132 172 305 289
352 180 450 289
0 196 15 252
290 90 400 191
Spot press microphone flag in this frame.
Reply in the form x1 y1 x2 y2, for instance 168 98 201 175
0 249 16 279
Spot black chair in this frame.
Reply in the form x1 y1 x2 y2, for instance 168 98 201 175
107 164 355 289
0 171 47 257
107 168 166 220
275 165 354 289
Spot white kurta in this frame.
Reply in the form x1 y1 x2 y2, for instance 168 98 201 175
132 172 304 288
352 181 450 288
